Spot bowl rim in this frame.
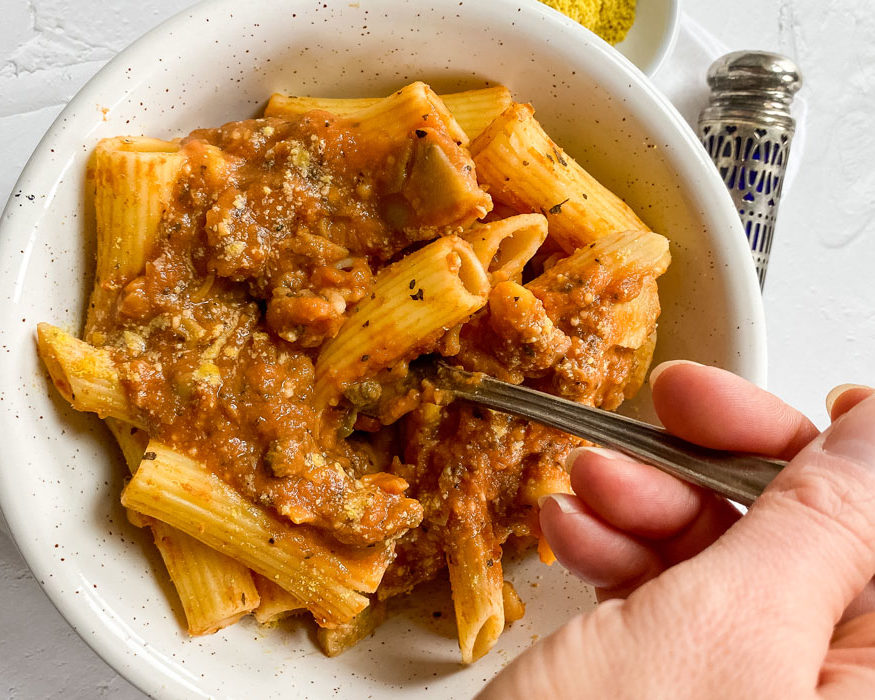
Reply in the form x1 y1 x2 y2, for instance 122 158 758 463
0 0 766 696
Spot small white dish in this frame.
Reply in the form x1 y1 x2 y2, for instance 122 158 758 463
0 0 763 698
617 0 682 75
537 0 682 76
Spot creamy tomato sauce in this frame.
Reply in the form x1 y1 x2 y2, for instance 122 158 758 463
91 107 485 547
91 100 649 593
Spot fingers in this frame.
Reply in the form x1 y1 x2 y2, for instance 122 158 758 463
656 493 741 567
650 361 819 459
552 448 740 598
826 384 874 421
567 447 703 538
842 583 875 624
820 612 875 700
818 662 875 700
821 609 875 700
831 611 875 649
477 610 611 700
697 394 875 636
539 494 663 592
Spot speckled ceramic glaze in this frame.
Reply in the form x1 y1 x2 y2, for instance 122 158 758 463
0 1 764 697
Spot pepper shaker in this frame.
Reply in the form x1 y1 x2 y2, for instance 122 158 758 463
697 51 802 289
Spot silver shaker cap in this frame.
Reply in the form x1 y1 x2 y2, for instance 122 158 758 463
700 51 802 130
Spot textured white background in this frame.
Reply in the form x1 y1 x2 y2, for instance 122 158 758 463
1 1 873 697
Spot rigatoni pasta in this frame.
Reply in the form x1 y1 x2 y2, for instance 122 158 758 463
314 234 490 408
105 417 262 636
344 81 470 148
120 441 391 627
265 85 513 142
90 138 265 636
501 581 526 624
37 323 143 426
37 80 670 664
252 574 305 625
471 102 650 252
610 278 661 349
462 213 548 283
446 514 505 664
149 520 261 635
87 137 184 338
316 600 388 657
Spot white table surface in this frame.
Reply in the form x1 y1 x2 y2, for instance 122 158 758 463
1 0 873 697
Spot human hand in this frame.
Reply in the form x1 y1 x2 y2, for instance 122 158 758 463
480 361 875 698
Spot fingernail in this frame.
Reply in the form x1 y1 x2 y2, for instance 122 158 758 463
825 384 873 418
537 493 581 514
648 359 703 388
821 394 875 467
563 445 622 472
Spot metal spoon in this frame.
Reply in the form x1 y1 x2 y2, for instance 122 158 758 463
429 362 785 506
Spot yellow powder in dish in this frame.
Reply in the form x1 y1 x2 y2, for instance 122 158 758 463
539 0 601 29
595 0 637 44
540 0 637 45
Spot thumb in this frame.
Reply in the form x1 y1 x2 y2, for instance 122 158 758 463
700 393 875 634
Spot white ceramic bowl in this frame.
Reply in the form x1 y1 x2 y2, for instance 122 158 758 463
0 1 765 698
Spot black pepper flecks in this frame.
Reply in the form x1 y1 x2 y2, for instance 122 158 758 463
552 145 568 166
549 198 570 214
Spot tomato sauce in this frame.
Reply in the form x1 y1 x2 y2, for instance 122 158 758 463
92 103 651 596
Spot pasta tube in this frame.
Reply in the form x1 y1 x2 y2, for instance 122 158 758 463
150 520 261 635
501 581 526 624
462 213 547 283
36 323 143 427
623 330 658 401
439 87 514 143
314 235 489 407
609 278 661 349
471 103 650 252
252 574 305 625
518 464 573 508
265 86 512 142
104 418 262 635
87 137 183 335
344 81 469 147
121 441 393 627
105 417 154 529
265 94 379 117
526 230 671 308
104 417 149 472
446 516 505 664
316 600 387 657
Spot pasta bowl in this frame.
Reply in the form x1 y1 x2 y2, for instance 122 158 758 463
0 0 765 698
